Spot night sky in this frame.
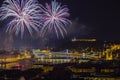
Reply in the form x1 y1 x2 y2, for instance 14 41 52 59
61 0 120 41
39 0 120 40
0 0 120 49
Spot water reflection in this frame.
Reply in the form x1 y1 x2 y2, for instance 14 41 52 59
0 62 120 80
19 76 25 80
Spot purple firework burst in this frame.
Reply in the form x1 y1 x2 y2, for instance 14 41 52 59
40 0 72 38
0 0 43 38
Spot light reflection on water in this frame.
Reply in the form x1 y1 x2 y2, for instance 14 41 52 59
19 76 26 80
0 68 120 80
0 63 120 80
0 74 120 80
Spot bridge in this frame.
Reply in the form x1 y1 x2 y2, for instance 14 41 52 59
32 49 96 65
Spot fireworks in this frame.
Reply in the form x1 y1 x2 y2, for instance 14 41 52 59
0 0 42 38
0 0 71 38
40 0 71 38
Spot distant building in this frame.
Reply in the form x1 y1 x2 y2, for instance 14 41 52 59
71 38 96 42
69 38 103 50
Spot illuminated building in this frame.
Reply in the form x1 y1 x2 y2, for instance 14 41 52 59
100 44 120 60
0 50 31 69
71 38 96 42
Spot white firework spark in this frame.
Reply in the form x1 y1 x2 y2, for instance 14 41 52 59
0 0 42 38
40 0 72 38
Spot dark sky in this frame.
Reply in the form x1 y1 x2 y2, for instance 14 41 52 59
66 0 120 40
0 0 120 49
51 0 120 40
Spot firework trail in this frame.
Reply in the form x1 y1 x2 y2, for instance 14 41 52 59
40 0 71 38
0 0 42 38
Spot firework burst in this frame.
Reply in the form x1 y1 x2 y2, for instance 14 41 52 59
40 0 71 38
0 0 42 38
